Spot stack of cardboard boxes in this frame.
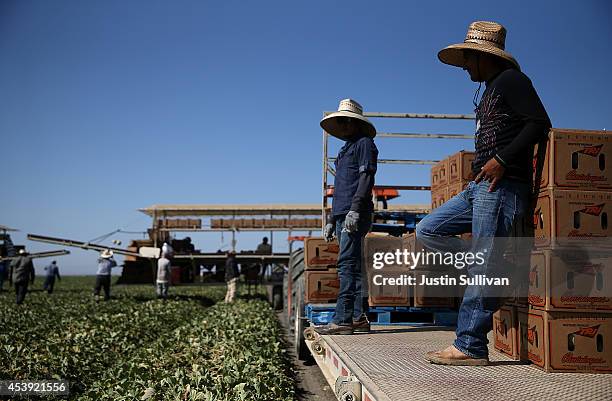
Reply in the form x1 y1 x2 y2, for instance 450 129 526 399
493 128 612 373
303 238 341 303
430 150 475 210
363 233 457 308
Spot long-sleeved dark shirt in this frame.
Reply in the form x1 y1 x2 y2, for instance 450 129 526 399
225 256 239 282
45 263 61 279
472 68 551 181
331 136 378 218
10 256 35 284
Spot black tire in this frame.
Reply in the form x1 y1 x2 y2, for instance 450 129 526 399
294 292 309 360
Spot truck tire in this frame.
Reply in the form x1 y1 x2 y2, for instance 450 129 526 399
294 292 309 360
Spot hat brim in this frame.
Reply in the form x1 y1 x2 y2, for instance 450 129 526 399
320 111 376 140
438 42 520 71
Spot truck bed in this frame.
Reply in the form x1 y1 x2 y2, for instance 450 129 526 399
307 326 612 401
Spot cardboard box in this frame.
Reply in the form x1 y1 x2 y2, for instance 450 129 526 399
304 270 340 303
413 270 456 308
519 308 612 373
535 128 612 190
448 150 475 184
528 250 612 311
431 187 448 210
367 268 411 307
431 157 449 190
516 306 530 361
304 237 339 269
493 305 518 359
533 189 612 247
446 181 469 200
401 232 459 271
364 233 403 273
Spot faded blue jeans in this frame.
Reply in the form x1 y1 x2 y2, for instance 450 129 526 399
416 179 529 358
332 213 372 325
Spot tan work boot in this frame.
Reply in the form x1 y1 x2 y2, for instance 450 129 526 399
425 345 489 366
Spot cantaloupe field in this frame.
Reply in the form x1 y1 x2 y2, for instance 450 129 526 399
0 277 295 400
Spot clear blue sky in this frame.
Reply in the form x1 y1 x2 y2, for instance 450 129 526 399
1 1 610 274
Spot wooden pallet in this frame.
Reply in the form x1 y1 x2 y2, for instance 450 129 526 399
367 306 457 326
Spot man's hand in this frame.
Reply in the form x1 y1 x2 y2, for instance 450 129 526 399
323 223 335 242
474 158 506 192
343 211 360 233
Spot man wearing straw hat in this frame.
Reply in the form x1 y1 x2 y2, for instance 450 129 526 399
416 21 550 365
94 249 117 302
315 99 378 335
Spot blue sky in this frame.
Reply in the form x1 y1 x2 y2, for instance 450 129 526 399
1 1 610 274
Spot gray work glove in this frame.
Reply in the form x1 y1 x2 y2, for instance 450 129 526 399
323 223 335 242
343 211 360 233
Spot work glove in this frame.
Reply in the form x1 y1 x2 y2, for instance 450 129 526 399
343 211 360 233
323 223 335 242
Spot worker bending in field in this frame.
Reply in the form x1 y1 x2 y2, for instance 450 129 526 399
417 21 550 366
94 249 117 302
43 260 61 294
315 99 378 335
224 250 240 303
9 249 35 305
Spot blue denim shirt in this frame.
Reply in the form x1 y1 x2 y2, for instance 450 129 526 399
332 136 378 217
96 258 117 275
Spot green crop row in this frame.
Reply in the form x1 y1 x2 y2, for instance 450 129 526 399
0 277 295 400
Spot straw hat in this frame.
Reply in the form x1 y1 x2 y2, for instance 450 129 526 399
320 99 376 140
438 21 520 70
100 249 114 259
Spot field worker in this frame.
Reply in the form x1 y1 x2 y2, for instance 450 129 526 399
93 249 117 302
256 236 272 279
224 250 239 303
315 99 378 335
0 260 6 292
9 249 35 305
417 21 551 366
156 249 172 300
43 260 61 294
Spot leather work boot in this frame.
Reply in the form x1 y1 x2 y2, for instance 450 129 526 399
425 345 489 366
314 323 354 335
352 315 371 333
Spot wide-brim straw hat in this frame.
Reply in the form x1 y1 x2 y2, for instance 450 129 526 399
438 21 520 71
320 98 376 140
100 249 114 259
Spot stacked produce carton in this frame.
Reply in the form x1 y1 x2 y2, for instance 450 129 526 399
430 150 475 210
493 128 612 373
303 237 340 303
363 233 457 308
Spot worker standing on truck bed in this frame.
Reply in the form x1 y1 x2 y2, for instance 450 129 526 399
417 21 551 366
315 99 378 335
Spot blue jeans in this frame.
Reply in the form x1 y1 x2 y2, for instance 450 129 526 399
332 213 372 325
416 179 529 358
